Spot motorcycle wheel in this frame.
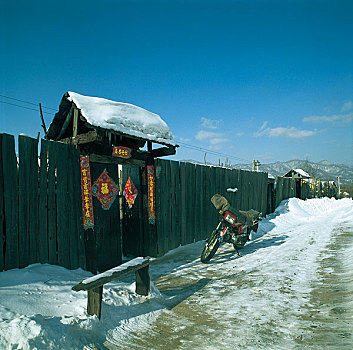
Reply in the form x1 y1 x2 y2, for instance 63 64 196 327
201 229 221 263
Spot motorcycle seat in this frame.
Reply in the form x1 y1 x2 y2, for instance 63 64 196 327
238 209 260 226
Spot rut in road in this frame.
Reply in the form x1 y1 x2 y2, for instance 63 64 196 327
104 198 353 350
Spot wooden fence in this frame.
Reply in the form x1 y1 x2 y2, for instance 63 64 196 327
0 132 336 272
153 159 269 256
0 134 86 272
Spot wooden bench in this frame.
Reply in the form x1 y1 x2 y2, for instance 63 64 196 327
72 257 155 319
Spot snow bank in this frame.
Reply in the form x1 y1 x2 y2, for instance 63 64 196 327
1 198 352 349
67 91 176 146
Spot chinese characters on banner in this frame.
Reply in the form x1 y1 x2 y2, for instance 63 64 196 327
80 156 94 229
147 165 156 224
123 177 138 208
112 146 131 159
92 169 119 210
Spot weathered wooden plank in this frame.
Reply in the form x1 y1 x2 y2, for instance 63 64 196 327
261 173 268 214
72 148 86 269
170 161 181 250
205 165 216 235
185 162 195 243
192 164 198 242
57 105 74 140
141 161 158 257
200 165 208 240
60 130 98 145
164 160 172 250
150 146 176 158
156 161 165 254
250 171 257 210
0 134 4 271
179 162 187 246
87 286 103 319
92 162 122 271
73 108 79 137
90 152 146 168
236 170 243 210
56 142 71 269
154 159 163 256
18 135 39 267
73 257 153 292
67 145 79 269
2 134 19 269
47 141 58 265
135 265 150 296
38 139 49 263
73 257 153 319
122 166 142 257
194 165 201 241
160 160 169 255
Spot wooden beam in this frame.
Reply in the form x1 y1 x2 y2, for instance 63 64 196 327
151 146 176 158
87 286 103 319
90 153 146 167
39 103 47 138
135 266 150 296
56 106 74 140
72 257 153 292
73 108 78 137
60 130 98 145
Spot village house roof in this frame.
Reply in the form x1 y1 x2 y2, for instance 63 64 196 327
283 168 311 179
47 91 177 148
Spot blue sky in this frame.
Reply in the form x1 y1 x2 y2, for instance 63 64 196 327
1 0 352 166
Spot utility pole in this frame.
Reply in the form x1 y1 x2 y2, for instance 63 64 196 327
255 160 260 172
39 103 47 139
338 176 341 198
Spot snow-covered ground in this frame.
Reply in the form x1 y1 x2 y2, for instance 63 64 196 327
1 197 352 350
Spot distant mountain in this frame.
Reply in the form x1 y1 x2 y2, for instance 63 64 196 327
230 160 353 184
180 159 353 184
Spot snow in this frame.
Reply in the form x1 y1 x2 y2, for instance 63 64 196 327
1 197 352 349
67 91 176 146
293 168 310 178
81 257 154 286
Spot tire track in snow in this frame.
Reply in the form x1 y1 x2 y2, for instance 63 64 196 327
104 198 353 350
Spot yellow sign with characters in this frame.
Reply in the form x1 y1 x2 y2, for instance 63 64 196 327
112 146 131 159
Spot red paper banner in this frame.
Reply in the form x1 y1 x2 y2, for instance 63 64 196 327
80 156 94 229
92 169 119 210
112 146 131 159
147 165 156 224
123 177 138 209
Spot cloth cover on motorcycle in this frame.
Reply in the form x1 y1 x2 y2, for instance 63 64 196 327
211 194 230 212
211 194 259 226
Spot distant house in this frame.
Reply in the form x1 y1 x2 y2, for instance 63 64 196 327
282 168 311 179
282 168 312 199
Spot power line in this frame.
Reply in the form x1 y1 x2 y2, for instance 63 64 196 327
0 94 57 111
0 100 54 115
178 141 251 164
1 93 255 164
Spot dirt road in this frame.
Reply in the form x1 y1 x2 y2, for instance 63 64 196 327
105 198 353 350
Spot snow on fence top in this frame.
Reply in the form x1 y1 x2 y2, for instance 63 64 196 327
66 91 176 146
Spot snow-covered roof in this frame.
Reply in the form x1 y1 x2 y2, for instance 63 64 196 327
48 91 177 147
294 168 310 178
68 91 176 146
283 168 311 178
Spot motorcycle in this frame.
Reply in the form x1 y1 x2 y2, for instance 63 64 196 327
200 194 262 263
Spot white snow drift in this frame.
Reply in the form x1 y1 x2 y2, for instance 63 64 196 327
0 197 352 349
